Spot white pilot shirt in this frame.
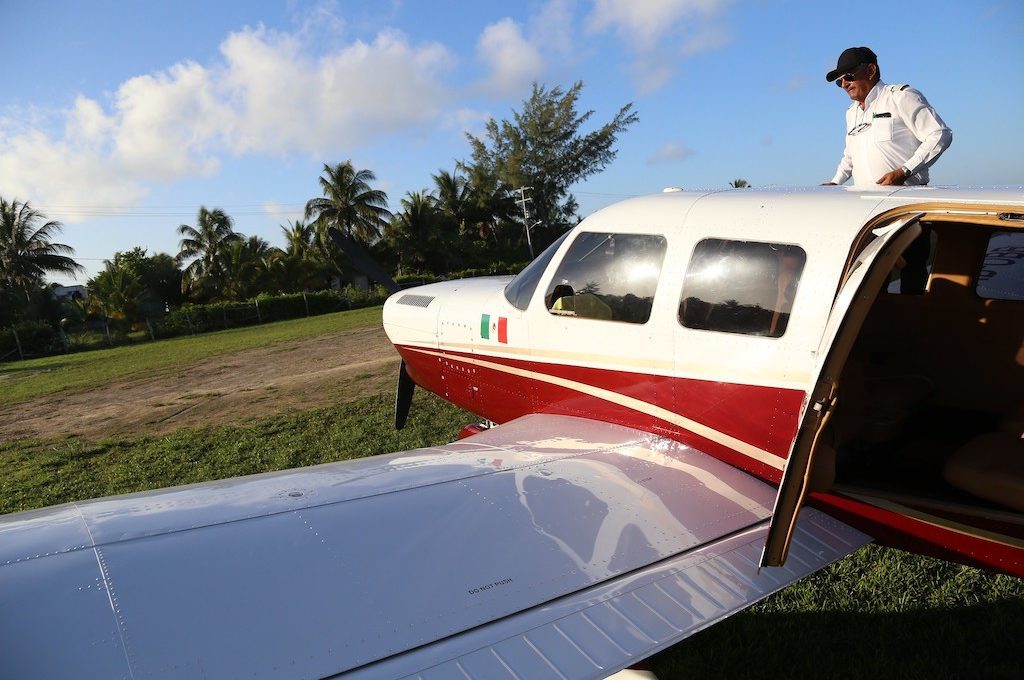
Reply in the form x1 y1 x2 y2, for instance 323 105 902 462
830 80 952 186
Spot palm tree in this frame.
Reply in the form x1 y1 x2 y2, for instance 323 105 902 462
218 236 279 301
729 179 751 188
304 161 392 246
176 207 241 297
433 170 474 231
386 191 439 273
0 198 83 301
88 265 144 325
281 220 315 259
275 220 321 293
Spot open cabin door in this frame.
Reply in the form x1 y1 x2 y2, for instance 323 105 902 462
760 214 924 567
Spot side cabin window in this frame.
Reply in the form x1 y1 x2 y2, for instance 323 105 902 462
504 231 572 310
680 238 806 338
544 232 667 323
977 231 1024 301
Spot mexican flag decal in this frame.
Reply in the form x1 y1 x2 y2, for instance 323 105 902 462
480 314 508 343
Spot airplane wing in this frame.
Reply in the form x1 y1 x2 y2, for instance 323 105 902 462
0 415 868 679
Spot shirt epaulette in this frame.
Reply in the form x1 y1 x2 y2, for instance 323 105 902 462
887 84 910 93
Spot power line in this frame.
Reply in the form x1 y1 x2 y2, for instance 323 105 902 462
32 202 308 219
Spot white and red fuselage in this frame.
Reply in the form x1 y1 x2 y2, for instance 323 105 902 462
384 186 1024 576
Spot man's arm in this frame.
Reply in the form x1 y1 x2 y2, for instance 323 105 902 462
826 144 853 185
893 87 953 176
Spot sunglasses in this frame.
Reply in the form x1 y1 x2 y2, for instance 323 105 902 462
835 65 866 87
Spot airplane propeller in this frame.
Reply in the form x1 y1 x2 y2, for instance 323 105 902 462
395 360 415 430
327 227 415 429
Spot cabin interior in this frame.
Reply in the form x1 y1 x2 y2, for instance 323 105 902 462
820 215 1024 538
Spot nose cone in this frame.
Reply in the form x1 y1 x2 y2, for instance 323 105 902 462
383 276 515 351
383 286 443 350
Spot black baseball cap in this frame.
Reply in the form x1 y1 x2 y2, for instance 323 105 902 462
826 46 877 82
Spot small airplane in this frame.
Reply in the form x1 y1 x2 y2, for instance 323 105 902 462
2 186 1021 678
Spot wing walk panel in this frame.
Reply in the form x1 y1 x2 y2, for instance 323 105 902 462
347 509 868 680
0 415 866 679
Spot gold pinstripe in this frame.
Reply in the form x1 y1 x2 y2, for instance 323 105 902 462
407 346 788 471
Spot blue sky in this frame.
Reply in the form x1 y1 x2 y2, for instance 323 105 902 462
2 0 1022 285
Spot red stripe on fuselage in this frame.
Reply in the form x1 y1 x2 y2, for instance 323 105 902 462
397 344 804 482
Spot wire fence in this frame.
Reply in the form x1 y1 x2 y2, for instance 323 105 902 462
0 288 390 364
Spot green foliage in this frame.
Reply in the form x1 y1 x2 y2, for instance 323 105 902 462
177 206 242 301
109 247 183 308
305 161 393 247
155 287 389 338
0 320 62 359
383 190 441 273
464 81 638 243
393 261 528 287
0 198 83 301
88 264 145 323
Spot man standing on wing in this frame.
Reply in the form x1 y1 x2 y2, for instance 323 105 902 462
823 46 952 186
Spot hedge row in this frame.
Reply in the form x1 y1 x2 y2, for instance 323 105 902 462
0 321 63 360
394 262 527 287
1 267 527 362
0 286 390 362
155 286 389 337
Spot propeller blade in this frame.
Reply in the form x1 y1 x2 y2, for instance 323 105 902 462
327 227 401 294
395 360 416 430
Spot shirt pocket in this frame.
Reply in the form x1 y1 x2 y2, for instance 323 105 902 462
873 116 894 143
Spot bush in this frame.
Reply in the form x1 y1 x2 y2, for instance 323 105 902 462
153 288 390 338
0 321 62 360
394 263 527 289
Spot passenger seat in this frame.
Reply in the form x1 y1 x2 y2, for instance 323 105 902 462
942 407 1024 512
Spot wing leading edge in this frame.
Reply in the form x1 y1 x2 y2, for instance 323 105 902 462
0 415 869 679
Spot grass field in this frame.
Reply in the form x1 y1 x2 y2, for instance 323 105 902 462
0 306 382 405
1 309 1021 678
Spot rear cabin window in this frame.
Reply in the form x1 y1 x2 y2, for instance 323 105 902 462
544 232 667 324
679 238 806 338
977 231 1024 301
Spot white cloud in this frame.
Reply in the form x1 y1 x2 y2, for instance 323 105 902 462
647 141 695 164
65 97 115 145
442 108 492 135
0 128 149 217
475 18 546 98
0 24 454 217
530 0 579 56
586 0 731 91
263 201 304 224
114 62 228 180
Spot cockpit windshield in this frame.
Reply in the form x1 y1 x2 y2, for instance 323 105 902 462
503 231 572 310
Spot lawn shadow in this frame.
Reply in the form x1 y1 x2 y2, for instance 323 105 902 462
0 361 70 375
651 599 1024 679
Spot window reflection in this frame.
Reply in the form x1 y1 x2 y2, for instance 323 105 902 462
504 231 572 310
680 239 806 338
545 232 667 324
977 232 1024 301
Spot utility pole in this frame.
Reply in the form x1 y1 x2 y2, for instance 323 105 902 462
514 186 539 259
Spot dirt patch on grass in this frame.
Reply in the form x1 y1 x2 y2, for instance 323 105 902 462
0 326 400 440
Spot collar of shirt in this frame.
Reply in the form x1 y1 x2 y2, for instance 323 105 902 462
863 79 886 110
